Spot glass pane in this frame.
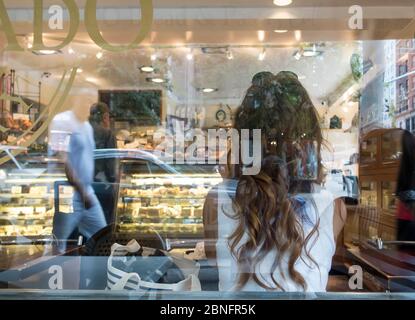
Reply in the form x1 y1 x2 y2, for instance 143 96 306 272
381 181 397 211
360 181 377 207
360 137 377 165
381 130 403 162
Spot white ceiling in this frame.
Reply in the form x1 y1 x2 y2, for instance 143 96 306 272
3 40 358 105
0 0 404 107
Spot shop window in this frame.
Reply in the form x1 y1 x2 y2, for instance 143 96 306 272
399 63 408 76
399 82 408 102
406 118 411 130
411 116 415 132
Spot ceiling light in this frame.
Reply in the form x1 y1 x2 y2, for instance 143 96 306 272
274 30 288 33
150 53 157 61
258 30 266 42
68 47 75 54
140 66 155 73
147 77 166 84
77 68 83 73
32 49 61 55
96 51 103 59
342 107 349 113
298 75 306 80
86 77 98 83
199 88 218 93
258 48 267 61
302 49 323 57
294 30 302 41
273 0 293 6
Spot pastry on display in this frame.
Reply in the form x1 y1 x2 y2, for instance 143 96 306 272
194 208 203 217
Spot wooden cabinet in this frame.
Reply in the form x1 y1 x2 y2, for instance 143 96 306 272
359 128 403 219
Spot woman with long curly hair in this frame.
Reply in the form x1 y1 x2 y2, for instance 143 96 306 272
203 71 347 292
395 130 415 242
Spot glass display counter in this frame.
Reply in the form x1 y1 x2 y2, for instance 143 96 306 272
115 160 222 238
0 170 69 237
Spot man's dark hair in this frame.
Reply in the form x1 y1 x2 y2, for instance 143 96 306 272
89 102 110 125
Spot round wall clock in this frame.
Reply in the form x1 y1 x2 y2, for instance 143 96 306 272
216 109 227 122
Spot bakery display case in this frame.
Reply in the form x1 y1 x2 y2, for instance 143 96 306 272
0 169 69 238
115 160 222 239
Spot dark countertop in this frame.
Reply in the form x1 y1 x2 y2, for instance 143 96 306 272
0 244 82 282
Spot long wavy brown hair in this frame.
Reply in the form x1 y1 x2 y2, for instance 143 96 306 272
227 71 324 291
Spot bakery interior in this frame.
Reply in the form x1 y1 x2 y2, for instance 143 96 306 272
0 0 414 297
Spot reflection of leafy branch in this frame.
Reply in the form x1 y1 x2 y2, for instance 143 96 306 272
111 91 161 126
388 102 397 127
351 53 363 82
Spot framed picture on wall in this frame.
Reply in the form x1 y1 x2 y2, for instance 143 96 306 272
99 90 163 128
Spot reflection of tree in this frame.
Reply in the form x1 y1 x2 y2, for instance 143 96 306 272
111 91 161 126
388 102 397 127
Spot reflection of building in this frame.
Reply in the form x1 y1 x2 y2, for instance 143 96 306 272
395 39 415 132
383 40 396 128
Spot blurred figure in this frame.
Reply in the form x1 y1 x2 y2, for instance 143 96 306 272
396 130 415 242
49 101 107 251
89 102 118 224
203 71 347 292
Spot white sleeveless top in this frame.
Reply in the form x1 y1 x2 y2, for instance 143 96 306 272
216 180 336 292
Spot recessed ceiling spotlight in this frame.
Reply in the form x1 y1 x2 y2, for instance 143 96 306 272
32 49 61 55
198 88 218 93
293 47 323 59
140 66 155 73
86 77 98 83
273 0 293 6
96 51 103 59
77 68 83 73
274 30 288 33
150 53 157 61
68 47 75 54
147 77 166 84
302 49 323 57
